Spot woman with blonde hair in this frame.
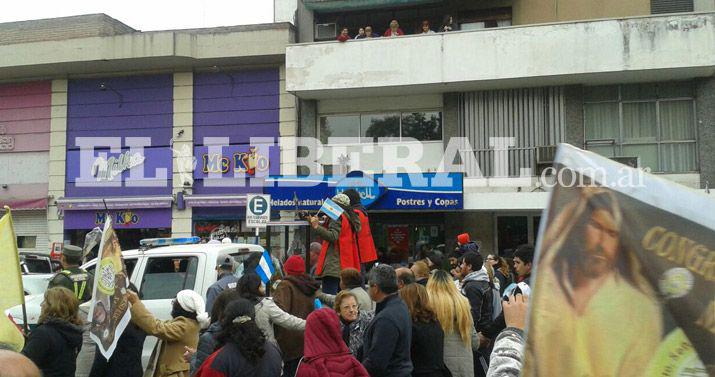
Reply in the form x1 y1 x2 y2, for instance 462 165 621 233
426 270 474 377
23 287 84 377
399 283 450 377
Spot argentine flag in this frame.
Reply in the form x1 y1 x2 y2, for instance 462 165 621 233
320 197 345 221
255 250 275 284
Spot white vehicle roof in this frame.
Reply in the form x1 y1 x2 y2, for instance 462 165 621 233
80 243 264 269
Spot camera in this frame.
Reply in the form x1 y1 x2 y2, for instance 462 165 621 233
297 210 311 220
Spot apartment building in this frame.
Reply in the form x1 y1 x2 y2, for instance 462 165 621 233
279 0 715 257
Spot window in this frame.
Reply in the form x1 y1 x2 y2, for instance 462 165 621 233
140 256 198 300
125 258 138 278
319 111 442 144
584 83 697 173
17 236 36 249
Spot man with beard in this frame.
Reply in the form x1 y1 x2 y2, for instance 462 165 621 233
525 187 662 377
273 255 320 377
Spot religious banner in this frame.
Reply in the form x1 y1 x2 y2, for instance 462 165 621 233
524 144 714 377
88 218 132 360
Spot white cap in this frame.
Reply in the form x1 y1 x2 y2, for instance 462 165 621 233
221 237 232 244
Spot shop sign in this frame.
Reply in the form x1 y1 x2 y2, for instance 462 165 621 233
95 210 140 226
268 172 463 211
92 151 145 181
0 125 14 151
200 146 269 176
335 173 386 208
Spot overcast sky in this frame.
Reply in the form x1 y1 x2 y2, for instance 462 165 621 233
1 0 274 30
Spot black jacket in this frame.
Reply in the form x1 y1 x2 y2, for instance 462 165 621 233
195 341 282 377
361 294 413 377
89 323 147 377
22 319 84 377
191 322 222 374
411 320 451 377
461 273 494 334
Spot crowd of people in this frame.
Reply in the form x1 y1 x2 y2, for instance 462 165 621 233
336 16 459 42
1 189 533 377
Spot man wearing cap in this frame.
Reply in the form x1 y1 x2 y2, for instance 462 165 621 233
205 254 238 313
48 244 94 303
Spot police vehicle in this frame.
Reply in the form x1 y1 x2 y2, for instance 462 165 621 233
6 237 265 369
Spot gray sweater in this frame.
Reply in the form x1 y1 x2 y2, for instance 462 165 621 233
487 327 525 377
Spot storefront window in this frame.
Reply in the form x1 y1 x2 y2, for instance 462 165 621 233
67 228 171 252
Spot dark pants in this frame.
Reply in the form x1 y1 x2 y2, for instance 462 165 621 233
321 276 340 295
283 357 300 377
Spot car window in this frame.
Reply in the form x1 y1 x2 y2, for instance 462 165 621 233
124 258 138 278
140 256 198 300
24 258 52 274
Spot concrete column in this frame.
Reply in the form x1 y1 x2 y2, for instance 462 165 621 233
297 99 317 176
279 65 298 176
47 79 67 244
696 75 715 190
563 85 584 148
171 72 194 237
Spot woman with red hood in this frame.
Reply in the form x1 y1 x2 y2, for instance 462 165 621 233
296 308 369 377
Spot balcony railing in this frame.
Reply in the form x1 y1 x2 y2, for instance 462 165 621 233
286 13 715 98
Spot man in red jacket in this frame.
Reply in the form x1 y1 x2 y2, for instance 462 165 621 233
342 189 378 272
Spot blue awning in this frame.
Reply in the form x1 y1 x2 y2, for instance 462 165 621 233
304 0 443 12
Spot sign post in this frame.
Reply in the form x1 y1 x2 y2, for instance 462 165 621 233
246 194 271 245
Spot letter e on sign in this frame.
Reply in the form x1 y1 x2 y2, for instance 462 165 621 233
246 194 271 228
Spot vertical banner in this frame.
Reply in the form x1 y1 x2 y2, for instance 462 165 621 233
88 218 132 360
524 144 714 377
0 208 23 312
387 225 410 263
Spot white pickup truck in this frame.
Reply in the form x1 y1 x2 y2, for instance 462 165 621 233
7 240 265 374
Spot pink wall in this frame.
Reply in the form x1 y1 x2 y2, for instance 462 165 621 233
0 81 51 152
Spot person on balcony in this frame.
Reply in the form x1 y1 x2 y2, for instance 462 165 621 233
337 27 351 42
355 28 367 39
364 26 379 38
383 20 404 37
441 15 459 32
420 20 436 34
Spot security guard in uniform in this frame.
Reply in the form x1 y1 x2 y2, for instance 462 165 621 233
48 244 94 303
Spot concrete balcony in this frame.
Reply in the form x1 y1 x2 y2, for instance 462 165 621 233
286 13 715 99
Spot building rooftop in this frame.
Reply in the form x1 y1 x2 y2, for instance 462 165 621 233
0 14 136 45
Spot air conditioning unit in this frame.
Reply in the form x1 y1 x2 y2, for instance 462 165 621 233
610 156 640 168
535 145 557 175
315 23 337 41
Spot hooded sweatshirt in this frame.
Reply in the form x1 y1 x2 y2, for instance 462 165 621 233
273 275 321 360
460 268 496 333
23 318 84 377
296 309 369 377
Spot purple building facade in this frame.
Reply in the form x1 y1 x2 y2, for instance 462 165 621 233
57 69 282 246
61 75 174 247
190 69 281 241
